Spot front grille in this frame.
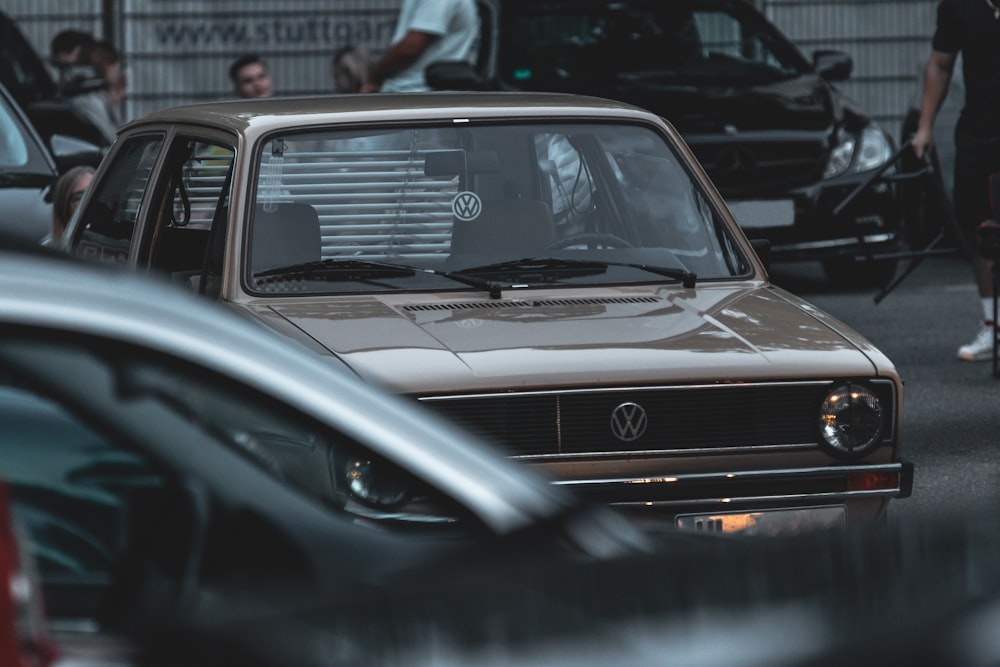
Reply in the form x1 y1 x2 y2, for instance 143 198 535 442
418 381 896 458
691 138 828 198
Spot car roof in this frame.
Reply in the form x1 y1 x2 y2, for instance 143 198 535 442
123 91 659 136
0 244 573 533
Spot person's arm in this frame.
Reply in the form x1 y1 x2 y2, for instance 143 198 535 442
911 49 957 158
361 30 437 93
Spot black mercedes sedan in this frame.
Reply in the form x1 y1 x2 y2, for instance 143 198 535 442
428 0 903 286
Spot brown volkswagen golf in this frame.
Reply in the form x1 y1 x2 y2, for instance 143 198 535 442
62 91 911 535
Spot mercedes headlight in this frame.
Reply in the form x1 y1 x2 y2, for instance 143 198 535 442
823 124 893 178
819 382 884 457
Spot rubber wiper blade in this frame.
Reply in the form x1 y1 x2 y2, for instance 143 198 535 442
454 257 609 274
454 257 697 288
255 258 417 281
609 261 697 288
255 258 508 298
426 268 505 299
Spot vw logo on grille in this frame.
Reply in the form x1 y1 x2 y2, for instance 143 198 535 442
715 146 757 183
453 191 482 222
610 402 648 442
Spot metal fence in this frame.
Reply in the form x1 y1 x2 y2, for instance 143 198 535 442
7 0 941 140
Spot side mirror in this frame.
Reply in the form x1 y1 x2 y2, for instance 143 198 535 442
813 50 853 82
425 60 496 91
50 134 104 171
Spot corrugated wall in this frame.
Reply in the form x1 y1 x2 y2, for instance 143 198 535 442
6 0 943 138
5 0 405 120
762 0 939 139
117 0 401 116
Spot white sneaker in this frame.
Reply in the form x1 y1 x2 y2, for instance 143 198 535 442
957 324 997 361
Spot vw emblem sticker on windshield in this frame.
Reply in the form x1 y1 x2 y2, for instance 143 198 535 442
453 191 482 222
610 402 648 442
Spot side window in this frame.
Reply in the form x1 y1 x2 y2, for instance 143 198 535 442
74 135 164 263
0 377 166 623
148 139 235 294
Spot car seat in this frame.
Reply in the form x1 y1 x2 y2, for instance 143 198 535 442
448 198 555 266
250 202 321 274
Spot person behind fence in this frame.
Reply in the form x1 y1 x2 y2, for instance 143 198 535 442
46 29 95 96
360 0 478 93
331 44 370 94
62 39 127 147
229 54 274 99
911 0 1000 362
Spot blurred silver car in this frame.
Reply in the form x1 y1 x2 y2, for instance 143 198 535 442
0 241 650 661
63 91 911 535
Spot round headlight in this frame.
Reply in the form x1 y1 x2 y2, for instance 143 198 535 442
819 382 884 457
343 458 410 508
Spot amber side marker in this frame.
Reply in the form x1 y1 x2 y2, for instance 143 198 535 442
847 471 898 492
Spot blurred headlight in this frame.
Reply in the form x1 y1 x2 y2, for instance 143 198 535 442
823 125 893 178
855 126 893 172
343 458 410 508
819 382 884 457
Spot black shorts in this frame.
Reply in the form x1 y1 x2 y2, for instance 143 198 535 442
953 128 1000 238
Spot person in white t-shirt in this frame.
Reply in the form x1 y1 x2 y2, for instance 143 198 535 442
361 0 478 93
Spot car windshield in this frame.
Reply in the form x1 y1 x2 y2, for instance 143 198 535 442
246 121 749 295
0 92 49 177
499 2 810 88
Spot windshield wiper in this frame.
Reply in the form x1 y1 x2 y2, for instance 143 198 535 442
255 258 418 281
426 267 505 299
454 257 697 288
611 260 697 288
255 258 507 298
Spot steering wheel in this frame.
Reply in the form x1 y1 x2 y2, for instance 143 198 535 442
545 233 634 250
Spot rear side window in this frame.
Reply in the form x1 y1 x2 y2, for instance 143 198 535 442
74 135 164 263
147 138 235 295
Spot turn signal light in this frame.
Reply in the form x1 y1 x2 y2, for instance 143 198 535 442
846 471 898 492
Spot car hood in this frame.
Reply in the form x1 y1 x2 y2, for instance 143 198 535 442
599 72 840 135
245 284 887 395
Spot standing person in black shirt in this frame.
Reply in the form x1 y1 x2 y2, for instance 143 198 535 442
912 0 1000 361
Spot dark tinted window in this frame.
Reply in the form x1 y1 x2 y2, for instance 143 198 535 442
499 1 810 88
74 135 163 263
0 379 165 622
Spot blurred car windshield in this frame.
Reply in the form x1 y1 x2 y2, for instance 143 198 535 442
499 3 810 88
243 121 748 294
0 90 50 175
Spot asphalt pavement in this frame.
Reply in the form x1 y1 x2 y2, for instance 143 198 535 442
769 252 1000 526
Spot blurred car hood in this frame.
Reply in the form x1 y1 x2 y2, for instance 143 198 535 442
565 72 839 135
249 284 888 394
